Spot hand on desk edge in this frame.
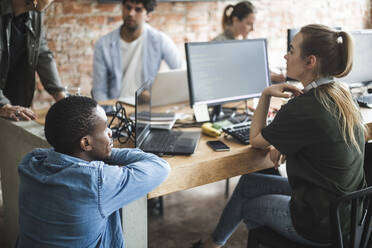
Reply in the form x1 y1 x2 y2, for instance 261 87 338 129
0 104 36 121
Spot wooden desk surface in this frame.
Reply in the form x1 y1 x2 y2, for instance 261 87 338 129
33 99 372 199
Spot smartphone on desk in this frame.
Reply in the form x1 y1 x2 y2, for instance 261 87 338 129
207 140 230 152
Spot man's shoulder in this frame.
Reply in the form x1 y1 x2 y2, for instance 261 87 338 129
95 26 121 47
144 23 169 42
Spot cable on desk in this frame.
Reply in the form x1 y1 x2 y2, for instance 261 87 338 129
107 102 135 144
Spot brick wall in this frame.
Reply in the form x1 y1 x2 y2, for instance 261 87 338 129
33 0 372 108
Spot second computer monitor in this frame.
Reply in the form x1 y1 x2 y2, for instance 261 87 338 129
185 39 270 114
337 29 372 86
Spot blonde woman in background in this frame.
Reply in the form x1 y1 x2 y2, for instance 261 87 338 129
212 1 286 83
193 24 368 248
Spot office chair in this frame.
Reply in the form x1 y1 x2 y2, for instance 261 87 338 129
247 186 372 248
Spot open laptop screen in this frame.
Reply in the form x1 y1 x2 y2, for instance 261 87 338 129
135 83 151 148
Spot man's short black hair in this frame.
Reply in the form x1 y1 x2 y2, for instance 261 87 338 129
45 96 99 155
122 0 157 13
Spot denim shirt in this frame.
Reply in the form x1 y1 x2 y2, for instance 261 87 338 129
17 148 170 248
92 23 183 101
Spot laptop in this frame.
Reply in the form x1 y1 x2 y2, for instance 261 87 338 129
151 69 189 107
135 82 200 155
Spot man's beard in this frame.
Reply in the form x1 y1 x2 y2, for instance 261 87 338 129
123 21 139 33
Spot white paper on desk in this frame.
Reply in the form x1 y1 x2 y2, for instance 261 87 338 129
117 96 135 106
193 104 210 122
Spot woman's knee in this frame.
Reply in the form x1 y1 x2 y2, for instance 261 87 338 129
235 173 291 197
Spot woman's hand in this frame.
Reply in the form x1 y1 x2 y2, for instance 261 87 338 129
269 146 286 169
53 91 66 101
0 104 36 121
263 83 303 99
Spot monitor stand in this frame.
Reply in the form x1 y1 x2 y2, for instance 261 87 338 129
210 105 235 122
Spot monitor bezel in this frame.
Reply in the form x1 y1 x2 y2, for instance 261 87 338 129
134 81 152 148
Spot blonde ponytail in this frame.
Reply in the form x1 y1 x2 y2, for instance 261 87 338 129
335 31 354 78
314 83 367 153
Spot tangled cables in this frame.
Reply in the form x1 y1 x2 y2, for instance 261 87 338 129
107 102 135 144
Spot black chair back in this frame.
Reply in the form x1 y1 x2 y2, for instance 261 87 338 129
331 186 372 248
364 143 372 186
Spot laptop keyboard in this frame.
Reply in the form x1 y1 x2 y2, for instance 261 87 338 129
145 132 182 152
223 122 251 145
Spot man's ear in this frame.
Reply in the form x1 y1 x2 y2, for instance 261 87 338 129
145 12 152 22
80 136 93 152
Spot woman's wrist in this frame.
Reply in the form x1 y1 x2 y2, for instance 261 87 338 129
261 88 272 98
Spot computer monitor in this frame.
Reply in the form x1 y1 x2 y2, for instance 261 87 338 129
337 29 372 87
287 28 300 53
185 39 270 122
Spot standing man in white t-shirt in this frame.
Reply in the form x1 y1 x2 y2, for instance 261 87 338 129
92 0 182 102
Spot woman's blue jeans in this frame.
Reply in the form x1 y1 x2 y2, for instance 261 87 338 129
211 173 326 246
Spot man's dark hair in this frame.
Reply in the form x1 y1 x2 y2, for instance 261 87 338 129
45 96 99 155
122 0 157 13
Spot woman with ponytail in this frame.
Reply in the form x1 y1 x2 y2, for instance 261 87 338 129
212 1 285 82
213 1 256 41
193 24 368 248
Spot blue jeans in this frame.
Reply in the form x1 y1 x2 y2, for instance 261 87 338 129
211 173 326 246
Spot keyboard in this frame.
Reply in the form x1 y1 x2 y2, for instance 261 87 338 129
357 94 372 108
228 113 252 124
222 122 251 144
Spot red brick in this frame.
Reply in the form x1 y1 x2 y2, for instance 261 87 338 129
78 63 93 74
79 16 106 26
63 2 93 15
107 16 122 25
95 3 121 13
58 16 76 25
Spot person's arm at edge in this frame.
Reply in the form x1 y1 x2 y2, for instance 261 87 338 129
249 90 272 149
36 14 65 102
92 39 110 101
0 91 36 121
160 33 184 69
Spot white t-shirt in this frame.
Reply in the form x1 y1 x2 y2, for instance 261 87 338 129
119 33 144 99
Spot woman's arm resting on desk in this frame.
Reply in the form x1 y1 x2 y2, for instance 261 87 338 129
269 146 287 169
250 83 303 149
